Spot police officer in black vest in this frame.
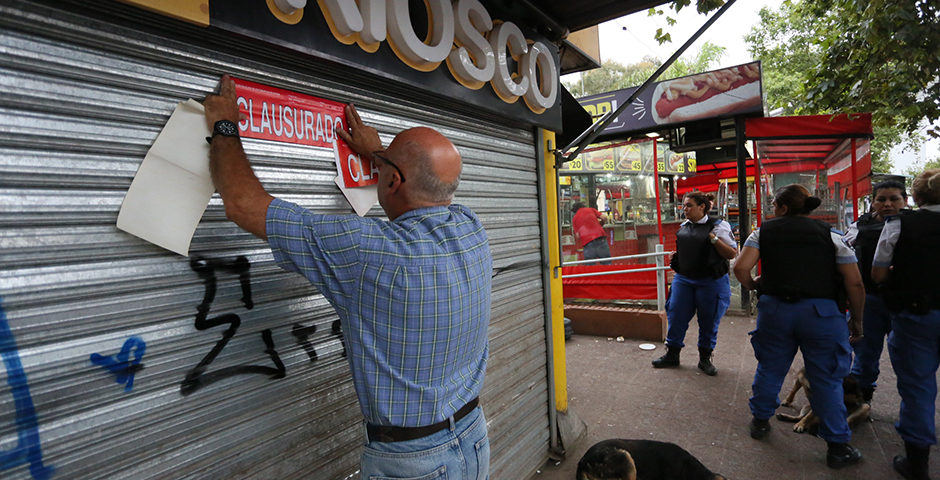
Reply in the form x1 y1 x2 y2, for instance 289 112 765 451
842 180 908 403
652 192 737 375
872 169 940 480
734 184 865 469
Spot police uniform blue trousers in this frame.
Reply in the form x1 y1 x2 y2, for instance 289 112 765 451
887 308 940 447
749 296 853 443
850 294 892 390
665 273 731 349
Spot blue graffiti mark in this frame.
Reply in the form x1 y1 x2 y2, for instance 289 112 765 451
90 337 146 392
0 298 55 480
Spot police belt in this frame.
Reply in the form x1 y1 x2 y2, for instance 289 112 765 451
366 397 479 443
761 292 836 303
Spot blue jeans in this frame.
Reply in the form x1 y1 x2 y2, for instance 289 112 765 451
888 309 940 447
582 236 611 264
850 294 892 389
360 407 489 479
749 296 853 443
665 274 731 349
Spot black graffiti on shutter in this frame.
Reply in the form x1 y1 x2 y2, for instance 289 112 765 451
291 323 318 362
181 256 286 396
292 320 346 362
332 319 346 358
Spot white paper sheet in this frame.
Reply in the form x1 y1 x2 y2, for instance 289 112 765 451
117 99 213 256
333 142 378 217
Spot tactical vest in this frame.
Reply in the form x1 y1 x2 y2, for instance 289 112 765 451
759 216 839 301
671 217 729 279
853 212 884 292
883 209 940 313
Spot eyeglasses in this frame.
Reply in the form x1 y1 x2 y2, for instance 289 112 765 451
371 151 405 183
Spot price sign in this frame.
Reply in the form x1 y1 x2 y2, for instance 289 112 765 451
631 160 642 171
562 159 583 172
603 159 615 171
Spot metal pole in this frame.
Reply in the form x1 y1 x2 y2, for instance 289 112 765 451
655 243 666 311
754 140 762 229
735 117 750 309
653 138 664 245
851 138 859 221
534 129 559 452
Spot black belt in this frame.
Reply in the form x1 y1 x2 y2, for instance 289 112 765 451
366 398 479 443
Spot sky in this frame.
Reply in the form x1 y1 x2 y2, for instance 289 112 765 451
561 0 936 175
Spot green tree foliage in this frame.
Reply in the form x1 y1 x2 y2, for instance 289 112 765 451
905 156 940 179
745 0 939 173
563 42 727 97
802 0 939 139
650 0 728 44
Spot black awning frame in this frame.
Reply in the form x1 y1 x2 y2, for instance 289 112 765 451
553 0 739 169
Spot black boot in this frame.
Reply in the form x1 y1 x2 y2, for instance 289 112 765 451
860 386 875 403
697 347 717 376
827 442 862 469
749 417 771 439
652 345 681 368
893 442 930 480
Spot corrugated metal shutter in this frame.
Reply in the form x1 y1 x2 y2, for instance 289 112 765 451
0 1 550 479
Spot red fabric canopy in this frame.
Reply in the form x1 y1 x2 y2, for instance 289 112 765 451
745 113 872 139
562 264 662 300
677 114 873 198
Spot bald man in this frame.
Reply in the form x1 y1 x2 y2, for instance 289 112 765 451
204 75 492 479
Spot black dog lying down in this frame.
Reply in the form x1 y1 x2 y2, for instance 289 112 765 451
577 439 727 480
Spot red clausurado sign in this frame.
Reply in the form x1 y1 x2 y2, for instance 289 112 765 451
232 77 378 188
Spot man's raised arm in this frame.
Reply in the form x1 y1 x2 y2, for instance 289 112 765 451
203 75 273 239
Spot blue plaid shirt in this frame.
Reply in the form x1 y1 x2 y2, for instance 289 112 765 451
266 198 491 427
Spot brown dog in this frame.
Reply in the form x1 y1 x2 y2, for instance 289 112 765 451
576 439 727 480
775 369 871 433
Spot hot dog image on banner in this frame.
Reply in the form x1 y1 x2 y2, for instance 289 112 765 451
651 63 761 124
577 61 763 135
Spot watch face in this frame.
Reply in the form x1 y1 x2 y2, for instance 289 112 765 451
215 120 238 137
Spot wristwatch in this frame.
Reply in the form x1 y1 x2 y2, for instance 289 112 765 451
709 235 719 245
205 120 239 144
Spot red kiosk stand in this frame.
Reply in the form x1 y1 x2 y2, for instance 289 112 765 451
562 113 874 305
744 113 874 232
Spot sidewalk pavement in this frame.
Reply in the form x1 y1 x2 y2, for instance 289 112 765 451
532 311 940 480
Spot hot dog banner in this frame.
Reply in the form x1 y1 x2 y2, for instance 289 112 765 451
559 139 696 176
232 78 378 216
577 61 763 136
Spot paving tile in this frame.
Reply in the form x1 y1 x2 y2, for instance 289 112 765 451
533 311 940 480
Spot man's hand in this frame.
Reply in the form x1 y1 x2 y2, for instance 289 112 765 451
203 74 241 130
335 103 382 158
203 74 272 240
849 318 864 344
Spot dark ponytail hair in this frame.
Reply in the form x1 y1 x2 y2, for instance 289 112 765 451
773 184 821 216
684 191 715 212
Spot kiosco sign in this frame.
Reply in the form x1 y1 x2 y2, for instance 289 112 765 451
316 0 558 114
201 0 562 130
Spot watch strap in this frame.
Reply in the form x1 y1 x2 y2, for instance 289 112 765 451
205 120 240 144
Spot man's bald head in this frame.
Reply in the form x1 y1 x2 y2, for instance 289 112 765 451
387 127 462 204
